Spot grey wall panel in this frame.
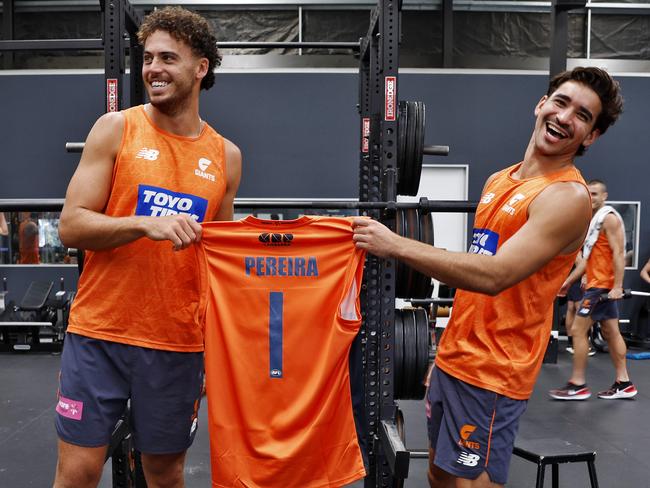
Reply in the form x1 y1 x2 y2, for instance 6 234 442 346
1 70 649 297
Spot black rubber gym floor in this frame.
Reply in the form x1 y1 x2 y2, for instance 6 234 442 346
1 344 649 487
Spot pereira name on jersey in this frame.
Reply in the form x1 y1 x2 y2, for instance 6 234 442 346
244 256 318 277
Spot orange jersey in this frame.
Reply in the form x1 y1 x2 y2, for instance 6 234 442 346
435 163 587 400
67 105 227 351
586 229 615 289
201 216 366 488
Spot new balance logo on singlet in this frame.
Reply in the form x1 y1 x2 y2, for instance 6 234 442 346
136 148 160 161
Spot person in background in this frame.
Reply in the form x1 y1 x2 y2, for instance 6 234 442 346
550 179 637 401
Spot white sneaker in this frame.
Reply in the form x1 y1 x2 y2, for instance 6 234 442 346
566 346 574 354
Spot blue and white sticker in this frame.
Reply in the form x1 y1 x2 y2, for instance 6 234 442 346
135 185 208 222
469 228 499 256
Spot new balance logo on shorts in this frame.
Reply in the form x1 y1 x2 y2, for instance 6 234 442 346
457 452 480 467
135 185 208 222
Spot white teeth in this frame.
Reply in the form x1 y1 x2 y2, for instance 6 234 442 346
151 81 168 88
546 123 567 139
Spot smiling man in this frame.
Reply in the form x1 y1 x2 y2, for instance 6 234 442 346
352 67 623 488
54 7 241 488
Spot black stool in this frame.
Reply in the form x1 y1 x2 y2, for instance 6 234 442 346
513 438 599 488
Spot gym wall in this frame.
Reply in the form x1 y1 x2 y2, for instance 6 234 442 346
1 70 649 298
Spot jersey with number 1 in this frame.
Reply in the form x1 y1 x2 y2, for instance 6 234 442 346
201 216 366 488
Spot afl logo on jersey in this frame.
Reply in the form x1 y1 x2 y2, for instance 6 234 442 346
259 233 293 246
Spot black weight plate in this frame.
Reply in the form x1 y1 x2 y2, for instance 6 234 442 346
414 307 430 399
395 209 409 298
407 100 420 195
401 308 418 399
413 209 435 298
397 101 408 194
410 101 425 195
394 309 404 400
404 208 419 298
398 101 418 196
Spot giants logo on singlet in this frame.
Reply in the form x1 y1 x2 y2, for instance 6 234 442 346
135 185 208 222
469 228 499 256
195 158 216 182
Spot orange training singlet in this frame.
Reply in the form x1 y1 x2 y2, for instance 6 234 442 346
435 162 587 400
586 227 615 289
67 105 226 351
201 216 366 488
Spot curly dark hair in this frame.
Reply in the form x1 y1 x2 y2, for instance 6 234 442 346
547 67 623 156
137 6 221 91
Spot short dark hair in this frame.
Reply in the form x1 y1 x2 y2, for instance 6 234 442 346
547 67 623 156
137 6 221 90
587 179 607 192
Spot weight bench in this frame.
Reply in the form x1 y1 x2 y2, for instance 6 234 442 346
513 438 599 488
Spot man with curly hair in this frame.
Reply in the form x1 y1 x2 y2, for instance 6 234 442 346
54 7 241 487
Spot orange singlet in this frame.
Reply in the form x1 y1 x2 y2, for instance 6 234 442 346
67 105 226 351
586 230 615 289
435 162 587 400
201 216 366 488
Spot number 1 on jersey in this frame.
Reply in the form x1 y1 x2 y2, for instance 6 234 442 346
269 291 283 378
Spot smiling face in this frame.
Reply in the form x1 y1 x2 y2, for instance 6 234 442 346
532 80 603 159
142 30 208 115
589 182 608 212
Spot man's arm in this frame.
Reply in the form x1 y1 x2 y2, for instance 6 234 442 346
212 139 242 221
603 213 626 299
353 181 590 296
558 254 586 296
640 259 650 285
59 113 202 251
0 213 7 236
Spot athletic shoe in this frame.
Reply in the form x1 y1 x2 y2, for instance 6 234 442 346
588 348 596 357
566 346 574 354
549 383 592 400
597 382 638 400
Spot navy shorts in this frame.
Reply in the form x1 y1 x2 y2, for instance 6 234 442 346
566 280 584 303
55 333 204 454
426 366 527 485
577 287 619 321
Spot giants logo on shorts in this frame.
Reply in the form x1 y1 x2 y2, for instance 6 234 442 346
458 424 480 450
135 185 208 222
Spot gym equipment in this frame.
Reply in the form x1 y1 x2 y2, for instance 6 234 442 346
513 438 599 488
393 307 431 400
395 209 434 299
396 101 449 196
0 279 74 352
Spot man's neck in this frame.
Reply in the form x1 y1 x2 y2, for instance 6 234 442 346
517 138 575 179
145 101 202 138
